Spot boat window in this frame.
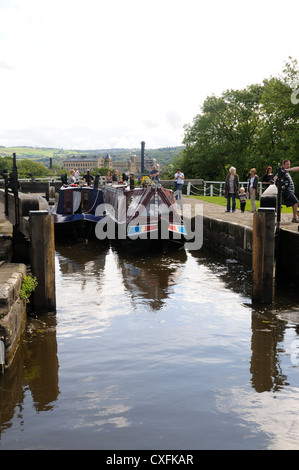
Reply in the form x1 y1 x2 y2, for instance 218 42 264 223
82 191 90 212
64 191 73 215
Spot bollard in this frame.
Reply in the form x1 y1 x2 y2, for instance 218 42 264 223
29 210 56 314
252 208 276 303
259 184 277 210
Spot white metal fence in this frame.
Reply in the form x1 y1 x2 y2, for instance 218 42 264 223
186 181 263 198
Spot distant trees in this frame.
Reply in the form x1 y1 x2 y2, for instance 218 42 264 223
0 156 13 173
91 167 111 176
17 159 52 177
0 157 54 178
179 57 299 181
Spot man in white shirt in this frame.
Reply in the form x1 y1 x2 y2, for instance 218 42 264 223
174 168 184 188
174 168 184 208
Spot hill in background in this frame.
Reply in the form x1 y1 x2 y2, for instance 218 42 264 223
0 146 184 169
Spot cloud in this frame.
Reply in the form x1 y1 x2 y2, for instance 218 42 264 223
142 119 160 129
0 59 15 70
0 0 299 149
165 111 184 130
0 120 184 150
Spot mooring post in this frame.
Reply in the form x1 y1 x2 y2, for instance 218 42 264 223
29 210 56 314
252 208 276 303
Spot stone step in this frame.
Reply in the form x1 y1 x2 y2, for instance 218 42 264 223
0 263 26 315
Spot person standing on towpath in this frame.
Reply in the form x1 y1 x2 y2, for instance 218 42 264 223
224 166 239 213
274 159 299 223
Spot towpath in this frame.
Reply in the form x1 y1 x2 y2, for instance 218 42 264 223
182 196 299 233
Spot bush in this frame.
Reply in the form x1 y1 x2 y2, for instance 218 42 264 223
20 274 38 303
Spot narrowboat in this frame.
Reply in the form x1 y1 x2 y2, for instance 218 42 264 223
52 183 105 239
102 180 187 251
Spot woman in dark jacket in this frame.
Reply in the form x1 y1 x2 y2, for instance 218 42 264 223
224 166 240 212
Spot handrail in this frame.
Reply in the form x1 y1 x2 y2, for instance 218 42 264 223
187 180 263 198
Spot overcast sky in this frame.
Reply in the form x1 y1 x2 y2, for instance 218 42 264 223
0 0 298 150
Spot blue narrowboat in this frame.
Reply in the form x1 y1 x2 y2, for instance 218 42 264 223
52 184 105 239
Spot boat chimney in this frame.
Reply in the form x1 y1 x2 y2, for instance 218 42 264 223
130 173 135 190
141 141 145 174
94 174 100 189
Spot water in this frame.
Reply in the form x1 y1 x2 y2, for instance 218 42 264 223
1 240 299 450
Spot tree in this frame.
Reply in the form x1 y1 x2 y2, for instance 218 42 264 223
181 85 263 180
179 58 299 183
259 58 299 163
17 159 51 178
0 156 13 173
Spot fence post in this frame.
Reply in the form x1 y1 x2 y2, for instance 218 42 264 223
187 181 191 196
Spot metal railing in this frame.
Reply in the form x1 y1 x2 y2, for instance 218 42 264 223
186 181 263 198
0 175 264 198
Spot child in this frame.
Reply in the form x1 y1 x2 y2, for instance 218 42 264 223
239 187 247 213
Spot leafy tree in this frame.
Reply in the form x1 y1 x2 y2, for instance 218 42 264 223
0 156 13 173
17 159 51 178
179 58 299 182
91 167 112 176
181 85 262 180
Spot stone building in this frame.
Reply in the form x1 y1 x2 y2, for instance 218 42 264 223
63 154 113 172
63 153 159 175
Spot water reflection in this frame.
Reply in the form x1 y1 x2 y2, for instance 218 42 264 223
1 241 299 449
56 240 109 283
190 249 299 394
0 313 59 438
114 245 187 311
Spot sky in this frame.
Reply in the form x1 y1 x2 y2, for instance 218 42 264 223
0 0 299 150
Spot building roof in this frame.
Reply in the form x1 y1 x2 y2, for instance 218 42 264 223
63 155 102 162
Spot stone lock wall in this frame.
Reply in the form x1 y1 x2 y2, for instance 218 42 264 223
0 263 27 370
202 216 253 267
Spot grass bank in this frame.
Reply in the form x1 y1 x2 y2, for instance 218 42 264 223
186 195 292 213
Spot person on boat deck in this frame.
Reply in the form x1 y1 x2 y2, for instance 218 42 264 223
74 167 80 181
122 172 129 182
150 165 160 182
83 169 94 185
68 170 76 184
112 170 119 182
105 171 112 184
